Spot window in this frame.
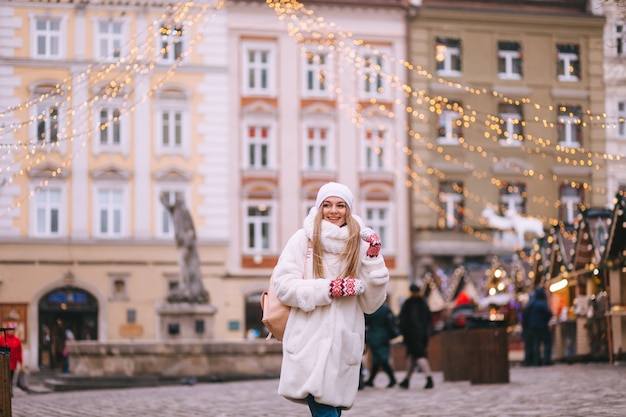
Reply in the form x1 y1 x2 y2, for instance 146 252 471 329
159 23 185 62
499 183 526 215
303 49 331 98
616 23 625 56
438 181 464 231
33 188 62 236
93 83 128 155
127 309 136 323
305 126 330 170
245 125 271 169
497 41 522 80
245 204 273 253
364 205 390 251
32 16 63 59
155 88 189 156
161 110 182 148
158 190 185 237
98 107 122 146
437 101 463 145
498 103 523 146
35 103 60 144
242 41 276 96
30 83 64 147
559 183 582 225
109 272 130 301
362 123 388 171
360 47 390 99
435 37 461 76
557 44 580 82
96 20 123 61
618 101 626 139
97 188 125 237
557 105 582 148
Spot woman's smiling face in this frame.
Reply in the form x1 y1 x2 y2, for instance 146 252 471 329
321 197 348 226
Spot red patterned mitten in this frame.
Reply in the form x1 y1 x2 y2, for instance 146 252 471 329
329 277 365 298
360 228 381 258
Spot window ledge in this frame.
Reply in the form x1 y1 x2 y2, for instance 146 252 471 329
497 73 522 81
437 137 460 145
436 70 461 78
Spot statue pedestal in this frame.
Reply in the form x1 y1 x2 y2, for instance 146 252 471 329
156 302 217 341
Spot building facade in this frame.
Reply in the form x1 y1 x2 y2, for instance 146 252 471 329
0 0 411 369
225 0 412 333
408 0 606 302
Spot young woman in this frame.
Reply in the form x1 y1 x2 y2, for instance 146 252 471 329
273 182 390 417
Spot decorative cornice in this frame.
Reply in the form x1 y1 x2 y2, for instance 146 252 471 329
492 157 533 175
28 162 70 179
153 165 193 182
90 163 132 180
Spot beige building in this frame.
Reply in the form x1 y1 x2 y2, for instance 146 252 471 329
408 0 606 297
0 0 412 370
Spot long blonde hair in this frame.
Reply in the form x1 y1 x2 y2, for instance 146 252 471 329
312 207 361 279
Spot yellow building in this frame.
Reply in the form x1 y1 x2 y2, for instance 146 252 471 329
408 0 606 295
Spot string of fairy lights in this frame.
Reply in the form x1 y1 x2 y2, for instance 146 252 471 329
269 0 608 230
1 0 224 148
276 4 597 187
280 2 619 181
270 0 624 160
0 0 621 267
0 0 225 215
267 0 623 272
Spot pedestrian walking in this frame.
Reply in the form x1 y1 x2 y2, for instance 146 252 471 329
62 328 75 373
524 286 554 366
398 284 434 389
272 182 390 417
364 302 398 388
0 321 24 396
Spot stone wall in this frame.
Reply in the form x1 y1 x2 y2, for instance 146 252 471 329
67 340 283 379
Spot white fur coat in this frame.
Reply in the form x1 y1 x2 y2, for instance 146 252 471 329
273 208 389 409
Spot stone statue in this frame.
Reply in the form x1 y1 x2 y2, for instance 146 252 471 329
160 192 209 304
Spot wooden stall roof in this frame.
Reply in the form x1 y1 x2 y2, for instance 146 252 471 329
531 236 551 287
602 193 626 268
546 227 576 280
571 207 612 272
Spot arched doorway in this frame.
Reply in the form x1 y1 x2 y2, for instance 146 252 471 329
245 292 265 339
38 287 98 370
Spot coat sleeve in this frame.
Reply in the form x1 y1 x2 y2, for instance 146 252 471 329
273 229 333 312
357 245 390 314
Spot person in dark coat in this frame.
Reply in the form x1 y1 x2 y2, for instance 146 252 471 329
524 287 553 366
398 284 434 389
364 302 397 388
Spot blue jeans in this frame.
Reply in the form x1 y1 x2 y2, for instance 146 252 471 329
306 394 342 417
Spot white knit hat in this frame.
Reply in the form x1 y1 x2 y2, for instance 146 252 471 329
315 182 354 211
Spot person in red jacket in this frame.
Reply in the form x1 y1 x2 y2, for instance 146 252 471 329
0 321 23 395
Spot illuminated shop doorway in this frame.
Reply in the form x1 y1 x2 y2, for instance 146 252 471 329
38 287 98 371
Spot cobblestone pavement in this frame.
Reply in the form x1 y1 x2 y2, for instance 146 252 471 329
11 363 626 417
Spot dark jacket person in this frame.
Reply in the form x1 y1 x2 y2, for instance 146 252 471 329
398 284 434 389
524 287 553 366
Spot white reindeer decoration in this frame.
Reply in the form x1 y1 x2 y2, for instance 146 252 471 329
481 207 545 248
